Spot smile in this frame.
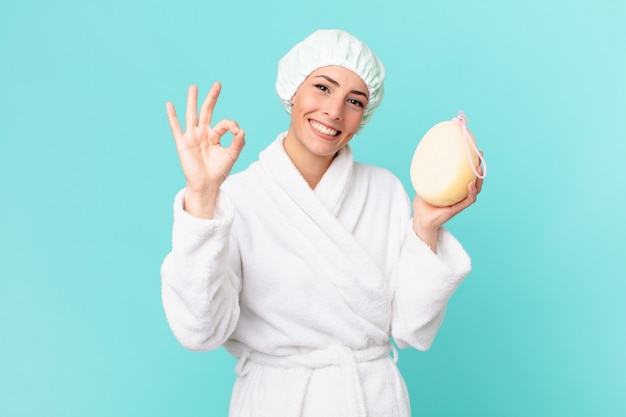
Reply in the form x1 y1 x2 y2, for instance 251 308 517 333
310 120 340 137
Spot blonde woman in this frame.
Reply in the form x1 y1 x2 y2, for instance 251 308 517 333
162 29 482 417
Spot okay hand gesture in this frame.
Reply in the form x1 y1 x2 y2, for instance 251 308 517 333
166 82 245 218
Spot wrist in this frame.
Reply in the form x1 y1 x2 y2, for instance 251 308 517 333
183 187 219 219
412 219 440 252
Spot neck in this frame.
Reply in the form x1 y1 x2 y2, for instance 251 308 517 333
283 132 335 189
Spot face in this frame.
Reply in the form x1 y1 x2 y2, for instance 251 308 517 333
283 65 369 167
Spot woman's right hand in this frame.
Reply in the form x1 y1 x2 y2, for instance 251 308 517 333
166 82 245 218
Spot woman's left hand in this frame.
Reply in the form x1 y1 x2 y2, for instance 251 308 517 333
412 165 484 252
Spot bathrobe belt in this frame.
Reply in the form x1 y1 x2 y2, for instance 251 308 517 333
235 343 399 417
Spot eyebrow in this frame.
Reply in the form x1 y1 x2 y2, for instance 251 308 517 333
314 75 369 100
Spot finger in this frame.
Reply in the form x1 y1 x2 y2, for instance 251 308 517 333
449 181 478 213
475 175 484 195
211 119 241 144
198 82 222 127
468 180 478 199
471 161 483 187
229 128 246 157
166 102 183 140
185 84 198 131
462 181 478 207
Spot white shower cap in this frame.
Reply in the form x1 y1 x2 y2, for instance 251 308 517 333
276 29 386 133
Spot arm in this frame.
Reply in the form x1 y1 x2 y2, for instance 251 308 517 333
391 165 484 350
161 190 242 351
391 226 471 350
161 83 246 350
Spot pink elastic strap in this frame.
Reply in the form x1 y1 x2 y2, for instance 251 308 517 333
452 111 487 179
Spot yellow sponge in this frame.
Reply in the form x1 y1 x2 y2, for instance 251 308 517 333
410 113 484 206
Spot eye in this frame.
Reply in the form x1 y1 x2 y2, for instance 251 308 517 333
348 98 365 108
314 84 330 92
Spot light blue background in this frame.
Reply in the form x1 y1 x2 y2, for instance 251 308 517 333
1 0 625 416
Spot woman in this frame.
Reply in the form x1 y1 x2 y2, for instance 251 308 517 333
162 29 482 417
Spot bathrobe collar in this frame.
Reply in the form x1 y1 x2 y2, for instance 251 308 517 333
259 132 353 217
257 133 389 332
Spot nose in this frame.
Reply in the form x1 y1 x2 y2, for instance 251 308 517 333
323 96 343 120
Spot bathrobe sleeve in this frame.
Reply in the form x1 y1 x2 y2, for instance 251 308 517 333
391 224 471 351
161 189 242 351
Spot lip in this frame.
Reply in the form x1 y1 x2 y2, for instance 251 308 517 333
308 119 342 139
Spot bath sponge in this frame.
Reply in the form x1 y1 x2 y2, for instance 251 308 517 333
410 112 485 206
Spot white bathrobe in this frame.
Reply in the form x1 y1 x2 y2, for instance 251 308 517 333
161 133 471 417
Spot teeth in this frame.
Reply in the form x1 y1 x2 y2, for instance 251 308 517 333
311 120 339 136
